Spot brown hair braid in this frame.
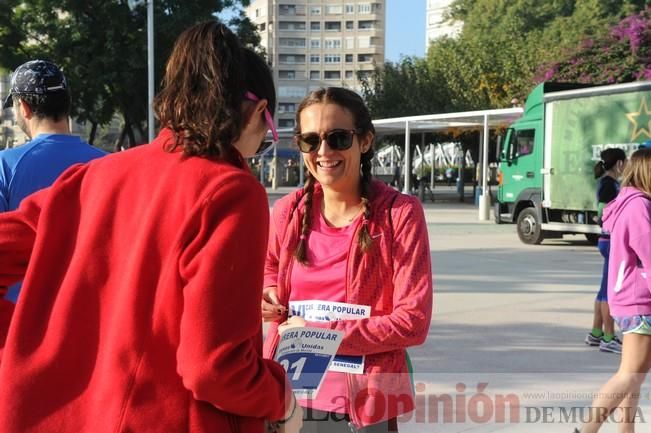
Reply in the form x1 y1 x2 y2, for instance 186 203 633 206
358 150 374 252
294 173 316 265
293 87 376 265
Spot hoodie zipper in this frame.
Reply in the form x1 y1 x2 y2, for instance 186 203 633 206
344 218 363 430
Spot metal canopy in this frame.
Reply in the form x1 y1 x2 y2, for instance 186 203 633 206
372 107 523 136
371 107 524 220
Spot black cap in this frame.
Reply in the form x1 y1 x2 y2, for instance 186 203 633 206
3 60 68 109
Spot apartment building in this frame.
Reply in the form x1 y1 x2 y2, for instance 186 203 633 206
426 0 461 45
245 1 386 130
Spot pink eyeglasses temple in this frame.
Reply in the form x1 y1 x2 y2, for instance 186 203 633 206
245 91 279 142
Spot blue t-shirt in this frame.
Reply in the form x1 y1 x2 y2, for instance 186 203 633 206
0 133 107 301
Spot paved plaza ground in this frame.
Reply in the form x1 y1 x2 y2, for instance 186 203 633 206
266 186 643 432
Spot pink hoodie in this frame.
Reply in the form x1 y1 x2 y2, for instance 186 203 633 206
263 180 433 428
603 186 651 316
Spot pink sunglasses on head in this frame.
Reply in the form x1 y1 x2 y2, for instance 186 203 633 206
244 91 279 142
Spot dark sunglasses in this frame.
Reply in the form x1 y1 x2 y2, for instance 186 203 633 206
294 129 361 153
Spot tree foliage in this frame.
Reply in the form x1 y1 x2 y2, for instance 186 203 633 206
0 0 259 147
361 0 649 118
359 57 452 118
540 8 651 83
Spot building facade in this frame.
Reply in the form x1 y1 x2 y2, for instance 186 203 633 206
426 0 461 45
245 0 386 130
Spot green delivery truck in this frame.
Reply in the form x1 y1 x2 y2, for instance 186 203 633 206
495 81 651 244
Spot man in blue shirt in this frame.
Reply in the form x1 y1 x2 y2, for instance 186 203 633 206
1 60 106 302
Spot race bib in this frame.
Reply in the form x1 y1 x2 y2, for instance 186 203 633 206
288 300 370 374
275 327 343 399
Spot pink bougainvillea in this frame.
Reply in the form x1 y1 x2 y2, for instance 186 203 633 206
537 8 651 85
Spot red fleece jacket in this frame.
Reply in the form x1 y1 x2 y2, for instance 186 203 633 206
0 128 289 433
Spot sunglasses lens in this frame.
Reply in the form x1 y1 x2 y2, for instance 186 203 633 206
327 131 353 150
297 134 320 153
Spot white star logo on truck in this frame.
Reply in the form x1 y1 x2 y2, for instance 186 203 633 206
626 98 651 141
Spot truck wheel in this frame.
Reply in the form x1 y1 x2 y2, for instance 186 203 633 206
516 208 545 245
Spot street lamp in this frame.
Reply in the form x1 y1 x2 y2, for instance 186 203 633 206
128 0 155 142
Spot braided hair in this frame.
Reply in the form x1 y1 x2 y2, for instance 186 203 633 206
293 87 375 265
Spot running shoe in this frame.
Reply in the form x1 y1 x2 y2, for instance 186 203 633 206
584 332 601 346
599 336 622 354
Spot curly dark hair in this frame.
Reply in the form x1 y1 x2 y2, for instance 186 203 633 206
154 20 275 165
292 87 376 265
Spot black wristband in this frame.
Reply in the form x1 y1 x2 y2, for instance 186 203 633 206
277 396 297 424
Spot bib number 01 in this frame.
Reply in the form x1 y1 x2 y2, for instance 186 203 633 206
280 356 307 380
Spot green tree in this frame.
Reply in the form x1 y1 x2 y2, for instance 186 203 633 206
359 56 453 119
441 0 647 107
361 0 649 117
540 8 651 84
0 0 259 148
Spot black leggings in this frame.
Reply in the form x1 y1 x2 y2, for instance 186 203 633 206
300 408 398 433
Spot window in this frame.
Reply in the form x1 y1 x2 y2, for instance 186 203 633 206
358 36 370 48
324 38 341 49
310 21 320 31
324 54 341 63
357 53 373 62
310 38 321 49
278 70 296 79
358 70 372 80
278 103 297 114
310 6 321 15
358 20 375 30
278 119 296 128
279 54 306 64
325 21 341 32
345 70 354 79
279 37 306 48
310 70 320 80
345 4 355 14
255 9 260 17
325 5 342 14
358 3 371 14
324 71 341 80
258 23 266 31
509 129 535 157
279 5 296 15
278 21 306 31
345 37 354 49
310 54 320 63
345 21 354 30
278 86 307 98
345 54 354 63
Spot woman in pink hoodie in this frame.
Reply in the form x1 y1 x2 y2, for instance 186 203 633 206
577 148 651 433
261 87 433 432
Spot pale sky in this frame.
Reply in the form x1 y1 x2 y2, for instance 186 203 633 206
385 0 426 62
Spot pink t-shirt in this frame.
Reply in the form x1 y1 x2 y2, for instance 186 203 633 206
290 205 359 414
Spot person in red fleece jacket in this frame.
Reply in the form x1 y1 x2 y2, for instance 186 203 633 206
0 21 300 433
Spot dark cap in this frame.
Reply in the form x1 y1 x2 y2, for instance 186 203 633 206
2 60 68 109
